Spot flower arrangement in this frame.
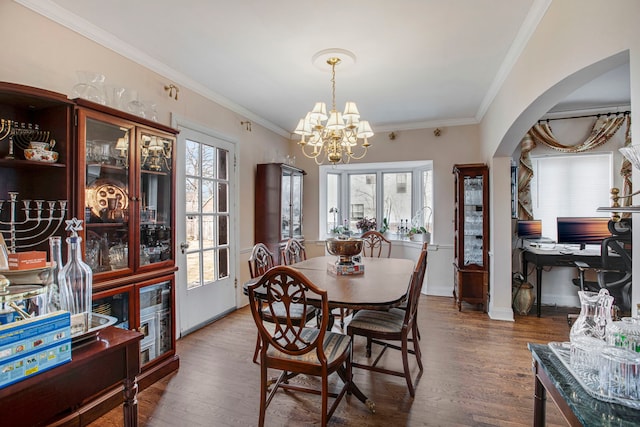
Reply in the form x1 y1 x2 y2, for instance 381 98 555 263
356 217 376 232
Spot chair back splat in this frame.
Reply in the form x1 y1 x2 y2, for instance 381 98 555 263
246 266 352 426
248 243 275 279
361 230 392 258
280 238 307 265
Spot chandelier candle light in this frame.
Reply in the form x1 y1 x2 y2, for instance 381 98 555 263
294 50 374 165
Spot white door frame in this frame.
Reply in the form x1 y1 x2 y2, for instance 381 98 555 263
171 114 239 337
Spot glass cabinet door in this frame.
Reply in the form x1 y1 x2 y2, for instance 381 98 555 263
463 175 484 266
292 172 303 237
138 131 173 267
139 280 173 366
83 116 133 275
92 289 131 330
281 169 292 239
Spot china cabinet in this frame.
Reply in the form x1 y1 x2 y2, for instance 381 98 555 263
453 163 489 311
75 99 179 387
0 82 74 253
255 163 305 263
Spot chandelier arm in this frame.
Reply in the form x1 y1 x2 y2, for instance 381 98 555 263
346 146 369 161
298 143 323 160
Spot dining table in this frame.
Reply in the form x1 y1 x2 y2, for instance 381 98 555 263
244 255 416 413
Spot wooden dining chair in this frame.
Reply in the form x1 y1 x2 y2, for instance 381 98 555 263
361 230 392 258
248 243 317 363
246 266 352 427
347 246 427 397
248 242 275 278
280 237 307 265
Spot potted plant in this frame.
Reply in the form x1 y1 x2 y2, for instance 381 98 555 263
409 226 430 243
355 217 376 233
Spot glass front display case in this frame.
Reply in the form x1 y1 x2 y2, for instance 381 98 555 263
139 280 172 366
83 116 132 275
463 175 484 266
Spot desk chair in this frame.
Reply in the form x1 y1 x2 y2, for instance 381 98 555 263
347 245 427 397
247 266 352 427
248 243 317 363
573 235 632 314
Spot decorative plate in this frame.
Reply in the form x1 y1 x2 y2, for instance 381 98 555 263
86 178 129 219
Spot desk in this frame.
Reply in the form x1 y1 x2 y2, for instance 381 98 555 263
522 247 607 317
528 343 639 426
0 326 143 427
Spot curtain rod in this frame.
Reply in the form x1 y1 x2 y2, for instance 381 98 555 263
538 110 630 123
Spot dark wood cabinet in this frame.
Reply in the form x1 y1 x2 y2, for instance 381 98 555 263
75 99 179 387
0 83 178 422
255 163 305 262
453 163 489 311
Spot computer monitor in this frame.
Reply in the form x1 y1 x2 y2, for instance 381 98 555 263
517 219 542 239
556 217 611 249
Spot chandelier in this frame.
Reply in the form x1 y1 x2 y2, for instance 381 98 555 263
294 54 374 165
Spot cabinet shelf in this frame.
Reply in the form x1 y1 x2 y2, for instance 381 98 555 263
0 158 66 168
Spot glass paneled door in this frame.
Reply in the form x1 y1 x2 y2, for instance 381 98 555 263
176 125 236 335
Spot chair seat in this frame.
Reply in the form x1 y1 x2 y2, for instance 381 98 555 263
348 308 406 334
262 302 316 323
267 327 351 365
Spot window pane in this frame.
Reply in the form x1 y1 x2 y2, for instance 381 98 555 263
383 172 412 232
531 154 611 240
186 216 200 250
349 174 376 230
202 249 215 284
185 178 199 213
218 215 229 245
185 140 199 176
218 247 229 279
217 148 228 180
327 174 340 232
202 179 214 213
422 169 434 232
202 215 215 249
186 252 201 289
218 182 228 213
202 145 215 179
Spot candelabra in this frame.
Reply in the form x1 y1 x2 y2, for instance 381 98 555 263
0 118 52 159
0 192 67 253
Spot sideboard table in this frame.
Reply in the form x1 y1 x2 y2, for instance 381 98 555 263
0 326 143 427
528 343 639 426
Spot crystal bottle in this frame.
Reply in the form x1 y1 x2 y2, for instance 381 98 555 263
45 236 63 313
59 220 93 335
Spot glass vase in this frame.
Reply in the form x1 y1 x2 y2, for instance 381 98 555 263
59 235 93 335
570 289 614 343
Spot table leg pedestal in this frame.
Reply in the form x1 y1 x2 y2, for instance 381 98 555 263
123 377 139 427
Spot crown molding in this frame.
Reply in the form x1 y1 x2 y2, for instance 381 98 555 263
475 0 553 122
14 0 291 138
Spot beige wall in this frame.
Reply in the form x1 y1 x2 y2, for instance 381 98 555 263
481 0 640 319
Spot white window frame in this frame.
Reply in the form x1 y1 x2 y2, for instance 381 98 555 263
319 160 433 238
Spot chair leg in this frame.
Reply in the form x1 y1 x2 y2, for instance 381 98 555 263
401 336 415 397
253 333 261 364
321 374 329 427
366 337 372 357
412 323 423 372
258 362 268 427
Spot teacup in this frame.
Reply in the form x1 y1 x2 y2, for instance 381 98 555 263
24 148 59 163
29 141 50 151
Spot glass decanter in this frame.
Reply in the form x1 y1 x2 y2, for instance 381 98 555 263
59 218 93 335
45 236 63 313
570 288 614 343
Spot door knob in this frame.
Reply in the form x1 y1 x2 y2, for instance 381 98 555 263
179 242 189 254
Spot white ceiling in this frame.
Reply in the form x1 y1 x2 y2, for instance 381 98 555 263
18 0 630 137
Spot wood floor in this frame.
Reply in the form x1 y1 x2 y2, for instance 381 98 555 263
91 296 574 427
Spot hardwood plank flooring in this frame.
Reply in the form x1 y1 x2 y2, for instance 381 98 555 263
90 296 574 426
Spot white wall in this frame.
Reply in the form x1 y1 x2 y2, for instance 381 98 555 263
481 0 640 319
0 1 290 311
